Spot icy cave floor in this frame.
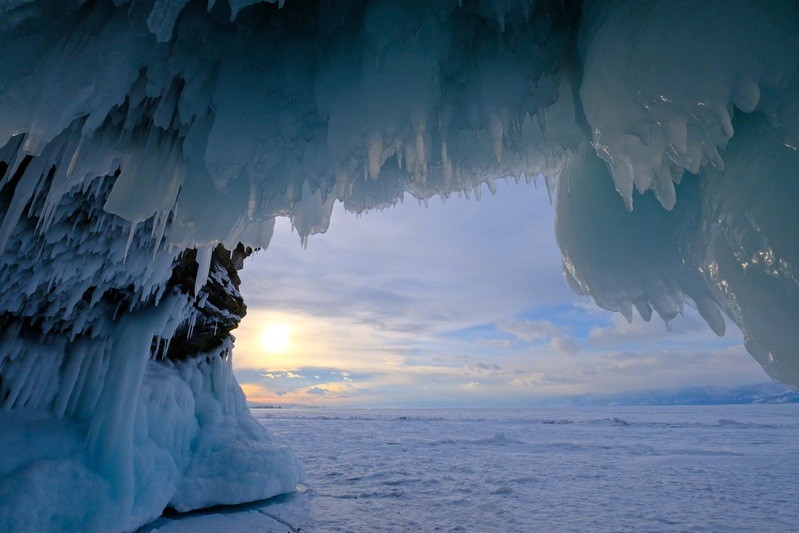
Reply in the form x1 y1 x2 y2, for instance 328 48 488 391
142 405 799 532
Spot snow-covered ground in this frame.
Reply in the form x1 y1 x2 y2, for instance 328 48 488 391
143 405 799 532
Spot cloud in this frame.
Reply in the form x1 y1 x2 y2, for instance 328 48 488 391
306 387 328 395
497 318 561 342
549 335 580 356
481 338 515 349
575 344 770 391
510 372 584 388
262 371 304 379
497 317 580 355
234 365 381 400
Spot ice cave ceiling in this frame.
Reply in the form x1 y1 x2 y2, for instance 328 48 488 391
0 0 798 529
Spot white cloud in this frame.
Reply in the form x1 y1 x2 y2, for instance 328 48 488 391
497 318 561 342
497 317 580 356
510 372 585 389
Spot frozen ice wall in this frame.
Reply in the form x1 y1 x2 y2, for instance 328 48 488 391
0 173 302 531
0 0 798 530
562 0 799 383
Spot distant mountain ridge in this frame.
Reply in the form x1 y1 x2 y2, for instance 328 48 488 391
538 383 799 406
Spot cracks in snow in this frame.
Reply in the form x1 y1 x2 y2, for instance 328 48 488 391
256 510 303 533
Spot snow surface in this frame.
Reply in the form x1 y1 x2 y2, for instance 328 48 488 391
144 405 799 532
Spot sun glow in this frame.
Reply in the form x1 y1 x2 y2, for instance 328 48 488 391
259 322 293 354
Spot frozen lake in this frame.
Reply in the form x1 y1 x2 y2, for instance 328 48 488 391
145 405 799 532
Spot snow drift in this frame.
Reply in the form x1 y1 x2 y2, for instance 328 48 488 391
0 0 797 530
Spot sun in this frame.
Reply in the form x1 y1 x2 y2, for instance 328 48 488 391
259 322 292 354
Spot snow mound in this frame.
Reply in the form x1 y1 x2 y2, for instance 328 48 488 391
0 341 302 532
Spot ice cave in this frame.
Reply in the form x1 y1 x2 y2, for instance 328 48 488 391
0 0 797 530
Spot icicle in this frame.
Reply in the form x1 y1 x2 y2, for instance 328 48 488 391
627 120 652 147
713 103 735 140
664 116 688 156
412 112 427 182
186 312 197 339
653 172 676 211
442 141 452 190
544 174 556 205
705 145 725 170
694 294 726 336
365 130 383 180
488 112 503 164
0 159 45 253
0 135 25 188
620 299 633 323
732 81 761 113
247 178 259 219
162 336 172 358
123 221 139 262
632 298 653 322
610 160 634 211
194 246 213 295
53 342 89 417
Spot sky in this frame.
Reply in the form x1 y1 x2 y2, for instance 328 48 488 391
232 178 770 407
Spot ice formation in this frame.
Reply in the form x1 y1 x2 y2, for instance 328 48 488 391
0 0 798 530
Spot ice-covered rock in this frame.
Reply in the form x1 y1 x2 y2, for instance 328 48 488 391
0 0 798 531
0 170 301 531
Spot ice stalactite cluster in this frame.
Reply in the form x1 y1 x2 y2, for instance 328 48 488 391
559 0 799 384
0 0 798 531
0 170 301 531
579 1 799 211
0 0 584 251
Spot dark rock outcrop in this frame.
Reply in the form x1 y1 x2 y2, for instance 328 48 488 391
160 243 254 360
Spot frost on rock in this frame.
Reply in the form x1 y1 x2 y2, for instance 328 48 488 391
0 0 799 531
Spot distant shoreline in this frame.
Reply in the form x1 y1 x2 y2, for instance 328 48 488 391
247 382 799 409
